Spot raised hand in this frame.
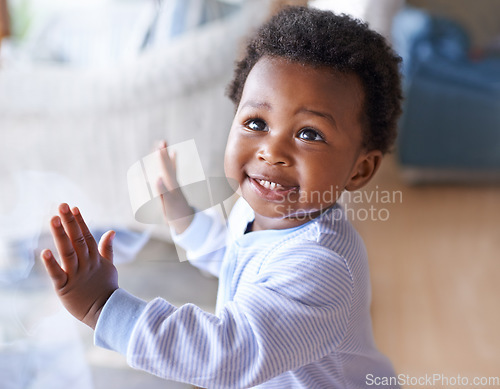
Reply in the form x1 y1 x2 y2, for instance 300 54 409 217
157 140 194 234
41 203 118 329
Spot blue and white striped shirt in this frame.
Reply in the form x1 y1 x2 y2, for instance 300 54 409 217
95 198 398 388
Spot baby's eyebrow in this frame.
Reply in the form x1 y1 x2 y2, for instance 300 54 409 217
239 101 337 128
298 108 337 127
239 100 272 111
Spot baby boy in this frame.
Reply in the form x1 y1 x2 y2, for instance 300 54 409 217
42 6 402 388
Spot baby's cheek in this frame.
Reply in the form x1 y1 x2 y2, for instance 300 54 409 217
223 146 242 179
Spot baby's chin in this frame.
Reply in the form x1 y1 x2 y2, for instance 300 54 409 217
251 204 329 230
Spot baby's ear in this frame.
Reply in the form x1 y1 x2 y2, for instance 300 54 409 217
345 150 383 191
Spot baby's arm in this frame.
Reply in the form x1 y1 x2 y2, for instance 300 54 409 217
155 140 229 277
41 203 119 329
95 242 353 388
156 140 194 234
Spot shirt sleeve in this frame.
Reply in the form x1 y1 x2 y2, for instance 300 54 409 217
94 288 148 355
170 206 228 277
95 241 354 389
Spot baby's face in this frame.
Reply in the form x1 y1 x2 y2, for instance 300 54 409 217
224 56 372 231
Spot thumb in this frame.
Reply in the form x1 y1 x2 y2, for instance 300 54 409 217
98 230 116 263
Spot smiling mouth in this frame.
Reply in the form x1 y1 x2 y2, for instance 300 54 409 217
257 179 284 190
248 176 299 200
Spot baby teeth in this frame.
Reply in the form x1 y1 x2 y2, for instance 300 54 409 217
259 179 282 190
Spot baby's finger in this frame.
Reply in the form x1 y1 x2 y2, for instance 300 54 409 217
159 146 178 191
41 249 68 290
98 230 116 263
50 215 79 274
156 176 167 196
71 207 98 260
170 150 177 173
58 203 89 261
158 139 167 150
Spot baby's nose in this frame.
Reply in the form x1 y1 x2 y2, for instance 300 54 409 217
256 135 292 166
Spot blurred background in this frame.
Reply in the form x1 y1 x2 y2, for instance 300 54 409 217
0 0 499 388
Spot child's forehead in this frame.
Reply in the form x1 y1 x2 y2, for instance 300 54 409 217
243 56 365 109
250 56 362 90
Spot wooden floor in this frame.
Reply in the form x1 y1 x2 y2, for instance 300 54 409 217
348 155 500 384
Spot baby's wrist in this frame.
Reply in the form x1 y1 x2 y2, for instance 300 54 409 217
169 213 195 235
82 287 118 330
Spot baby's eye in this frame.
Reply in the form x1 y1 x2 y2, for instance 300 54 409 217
245 119 268 132
297 128 324 142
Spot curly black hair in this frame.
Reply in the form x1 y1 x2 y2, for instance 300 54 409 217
226 6 403 154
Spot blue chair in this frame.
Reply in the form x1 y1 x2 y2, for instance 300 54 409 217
392 7 500 183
